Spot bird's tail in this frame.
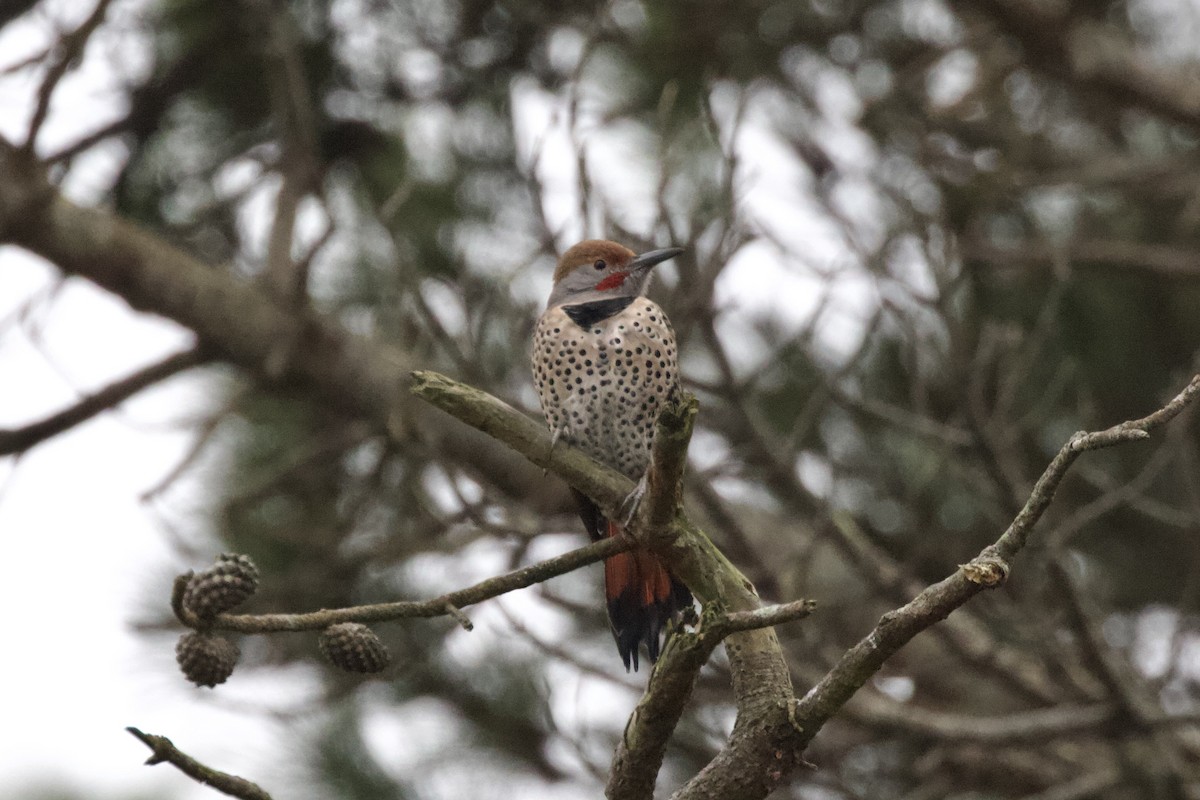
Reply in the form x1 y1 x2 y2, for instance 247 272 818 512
603 519 692 672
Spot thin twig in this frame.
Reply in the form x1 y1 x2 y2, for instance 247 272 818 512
126 727 272 800
0 346 210 455
1048 559 1155 724
789 375 1200 745
1017 767 1122 800
24 0 114 152
851 696 1120 743
179 534 634 633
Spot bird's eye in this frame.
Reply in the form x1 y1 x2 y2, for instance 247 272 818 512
593 259 606 270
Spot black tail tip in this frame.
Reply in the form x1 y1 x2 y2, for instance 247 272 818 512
617 630 641 672
614 609 674 672
609 582 694 671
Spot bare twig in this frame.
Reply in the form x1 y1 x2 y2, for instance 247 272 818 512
994 374 1200 561
177 534 633 633
1017 767 1122 800
126 727 272 800
851 696 1120 743
0 346 210 455
24 0 114 152
789 375 1200 748
442 600 474 631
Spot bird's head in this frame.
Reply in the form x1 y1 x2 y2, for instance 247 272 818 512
547 239 683 307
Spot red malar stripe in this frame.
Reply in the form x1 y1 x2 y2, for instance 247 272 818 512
593 271 628 291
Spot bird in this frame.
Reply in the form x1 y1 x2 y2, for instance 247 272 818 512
532 239 693 671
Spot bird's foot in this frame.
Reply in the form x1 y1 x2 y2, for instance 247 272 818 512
543 427 563 475
618 475 649 527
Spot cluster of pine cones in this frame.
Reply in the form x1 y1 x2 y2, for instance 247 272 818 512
174 553 389 687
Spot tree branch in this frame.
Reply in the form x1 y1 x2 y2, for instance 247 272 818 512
8 125 1196 797
410 369 633 519
639 392 697 543
126 727 272 800
0 140 802 796
0 138 558 507
789 375 1200 747
0 346 210 455
23 0 114 151
178 534 633 633
964 0 1200 129
608 600 815 800
851 696 1120 743
412 369 807 798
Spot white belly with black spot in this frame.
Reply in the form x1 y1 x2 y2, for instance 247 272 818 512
532 297 679 479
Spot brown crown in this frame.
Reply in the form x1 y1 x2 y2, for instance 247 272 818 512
553 239 636 284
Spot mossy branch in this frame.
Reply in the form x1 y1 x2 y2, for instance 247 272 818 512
608 599 816 800
410 370 809 796
639 392 698 545
411 369 634 517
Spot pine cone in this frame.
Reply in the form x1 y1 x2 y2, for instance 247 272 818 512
182 553 259 620
176 632 239 687
319 623 389 673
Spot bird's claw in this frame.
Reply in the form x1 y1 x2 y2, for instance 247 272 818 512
618 475 648 527
543 427 563 475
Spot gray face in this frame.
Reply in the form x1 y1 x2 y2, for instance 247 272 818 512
548 261 650 307
547 247 683 307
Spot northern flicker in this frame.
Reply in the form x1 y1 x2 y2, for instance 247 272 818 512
532 239 693 671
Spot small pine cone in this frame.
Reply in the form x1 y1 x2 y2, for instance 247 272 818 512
176 632 239 687
319 623 389 673
182 553 260 620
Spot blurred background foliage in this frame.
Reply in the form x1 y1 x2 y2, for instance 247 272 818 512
12 0 1200 796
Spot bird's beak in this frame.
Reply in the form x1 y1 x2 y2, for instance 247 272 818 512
628 247 683 272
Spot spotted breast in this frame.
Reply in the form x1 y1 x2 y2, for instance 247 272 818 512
532 296 679 478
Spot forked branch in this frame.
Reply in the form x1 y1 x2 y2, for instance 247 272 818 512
608 599 816 800
787 375 1200 747
412 370 807 798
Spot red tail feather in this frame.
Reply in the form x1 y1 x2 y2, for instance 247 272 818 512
602 520 691 671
